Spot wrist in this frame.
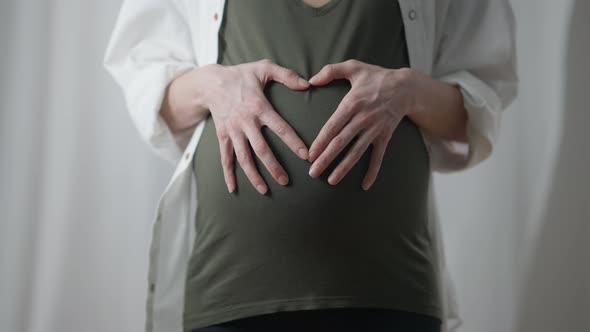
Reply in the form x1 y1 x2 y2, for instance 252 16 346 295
406 71 468 142
161 66 214 133
192 63 225 111
397 67 427 120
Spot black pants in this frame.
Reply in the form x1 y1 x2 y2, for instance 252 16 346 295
189 308 442 332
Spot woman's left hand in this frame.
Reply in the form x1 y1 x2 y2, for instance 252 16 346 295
306 59 422 190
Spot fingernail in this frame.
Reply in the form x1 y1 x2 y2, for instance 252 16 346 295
308 76 317 84
227 182 234 193
308 166 317 178
298 77 309 86
362 182 370 191
298 148 308 160
278 175 288 185
328 174 338 185
257 184 267 194
308 150 316 162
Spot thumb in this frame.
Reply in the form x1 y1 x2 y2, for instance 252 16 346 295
308 60 358 86
263 61 310 90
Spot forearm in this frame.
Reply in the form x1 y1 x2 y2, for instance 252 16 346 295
160 66 214 134
406 69 469 143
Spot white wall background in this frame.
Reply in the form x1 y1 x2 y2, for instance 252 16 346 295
435 1 590 332
1 1 588 332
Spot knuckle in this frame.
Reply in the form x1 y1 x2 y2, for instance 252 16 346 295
273 121 289 136
259 58 272 65
257 59 273 73
343 103 359 117
235 149 248 163
396 67 414 81
376 135 391 149
352 141 368 156
372 136 384 147
245 98 260 110
226 119 238 131
332 135 345 148
355 96 368 108
217 130 230 142
375 135 388 146
356 112 373 127
270 165 283 177
227 117 244 131
339 104 354 118
251 138 268 154
325 124 337 137
346 94 362 108
283 68 298 79
357 117 369 129
221 157 232 170
350 146 364 158
321 125 333 138
252 98 268 112
250 108 265 119
346 58 360 67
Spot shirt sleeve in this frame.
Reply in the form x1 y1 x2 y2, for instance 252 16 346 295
103 0 198 165
425 0 519 172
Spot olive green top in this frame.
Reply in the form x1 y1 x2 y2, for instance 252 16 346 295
184 0 441 330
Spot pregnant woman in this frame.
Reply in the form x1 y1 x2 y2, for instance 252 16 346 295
104 1 517 332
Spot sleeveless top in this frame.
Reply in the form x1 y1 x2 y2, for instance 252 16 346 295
184 1 441 330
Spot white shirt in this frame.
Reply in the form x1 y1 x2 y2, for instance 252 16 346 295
103 1 518 331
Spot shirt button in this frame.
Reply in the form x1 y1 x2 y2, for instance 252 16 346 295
213 12 219 21
185 152 191 160
408 9 417 20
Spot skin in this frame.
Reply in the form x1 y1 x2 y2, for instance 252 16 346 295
306 59 468 190
161 59 311 195
161 58 468 194
302 0 332 8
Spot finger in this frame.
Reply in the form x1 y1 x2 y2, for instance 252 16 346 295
308 92 358 162
261 60 310 90
308 120 360 178
361 140 387 191
259 105 309 160
327 130 376 186
308 59 359 86
217 131 236 193
244 125 290 186
232 132 268 195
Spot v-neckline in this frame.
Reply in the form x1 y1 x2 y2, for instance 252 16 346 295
290 0 344 16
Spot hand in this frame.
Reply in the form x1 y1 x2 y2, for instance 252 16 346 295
306 59 420 191
203 59 311 195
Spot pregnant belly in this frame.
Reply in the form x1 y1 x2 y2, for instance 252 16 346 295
192 79 431 242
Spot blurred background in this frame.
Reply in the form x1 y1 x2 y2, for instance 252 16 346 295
1 0 588 331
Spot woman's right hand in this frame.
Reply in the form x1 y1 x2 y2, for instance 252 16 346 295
183 59 311 195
